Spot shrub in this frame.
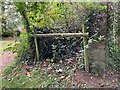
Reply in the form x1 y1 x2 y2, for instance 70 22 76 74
107 43 120 71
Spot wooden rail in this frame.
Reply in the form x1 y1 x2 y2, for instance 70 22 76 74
31 33 88 37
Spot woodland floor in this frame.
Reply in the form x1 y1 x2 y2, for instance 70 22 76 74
0 38 119 88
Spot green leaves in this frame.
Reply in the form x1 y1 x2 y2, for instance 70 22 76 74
107 44 120 71
14 2 26 12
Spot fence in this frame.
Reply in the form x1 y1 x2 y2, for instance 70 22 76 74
31 23 89 72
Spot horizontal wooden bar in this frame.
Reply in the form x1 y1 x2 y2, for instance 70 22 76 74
30 33 89 37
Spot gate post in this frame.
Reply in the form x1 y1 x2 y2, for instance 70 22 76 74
34 34 39 64
82 23 89 72
33 29 40 64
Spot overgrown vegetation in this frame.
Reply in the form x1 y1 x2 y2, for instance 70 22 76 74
2 64 54 88
1 58 74 88
107 2 120 71
107 44 120 71
1 1 120 89
13 2 108 65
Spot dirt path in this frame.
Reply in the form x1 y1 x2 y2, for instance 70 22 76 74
73 70 119 88
0 51 15 72
0 38 16 72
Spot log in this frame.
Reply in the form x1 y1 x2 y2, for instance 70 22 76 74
31 33 88 37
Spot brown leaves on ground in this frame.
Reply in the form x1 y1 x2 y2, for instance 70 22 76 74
24 58 119 88
1 51 119 88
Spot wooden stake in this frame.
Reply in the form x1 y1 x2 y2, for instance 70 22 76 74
33 28 40 64
34 35 39 64
82 23 89 72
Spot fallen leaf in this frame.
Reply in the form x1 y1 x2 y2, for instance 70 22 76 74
100 84 105 87
51 59 54 62
26 72 31 77
0 74 6 76
22 82 25 85
60 75 65 80
60 60 63 63
77 79 81 85
112 80 115 83
8 78 11 81
48 67 52 70
54 78 57 80
56 69 63 73
16 74 20 79
91 77 93 79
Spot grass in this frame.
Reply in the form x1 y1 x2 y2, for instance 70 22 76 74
0 40 16 51
0 41 9 51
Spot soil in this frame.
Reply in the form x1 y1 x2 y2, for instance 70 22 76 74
88 40 107 71
73 69 119 88
0 51 15 72
0 38 16 72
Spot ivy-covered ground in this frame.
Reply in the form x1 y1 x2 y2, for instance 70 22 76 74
0 40 119 88
1 59 119 88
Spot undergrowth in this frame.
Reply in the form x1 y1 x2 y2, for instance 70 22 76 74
1 60 73 88
107 43 120 71
2 64 54 88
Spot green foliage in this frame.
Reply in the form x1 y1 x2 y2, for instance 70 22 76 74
107 44 120 71
14 2 26 12
4 33 33 64
2 63 16 75
14 2 58 28
16 33 33 64
107 2 120 71
0 40 14 51
2 31 14 37
13 2 109 64
14 2 106 30
52 37 82 61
